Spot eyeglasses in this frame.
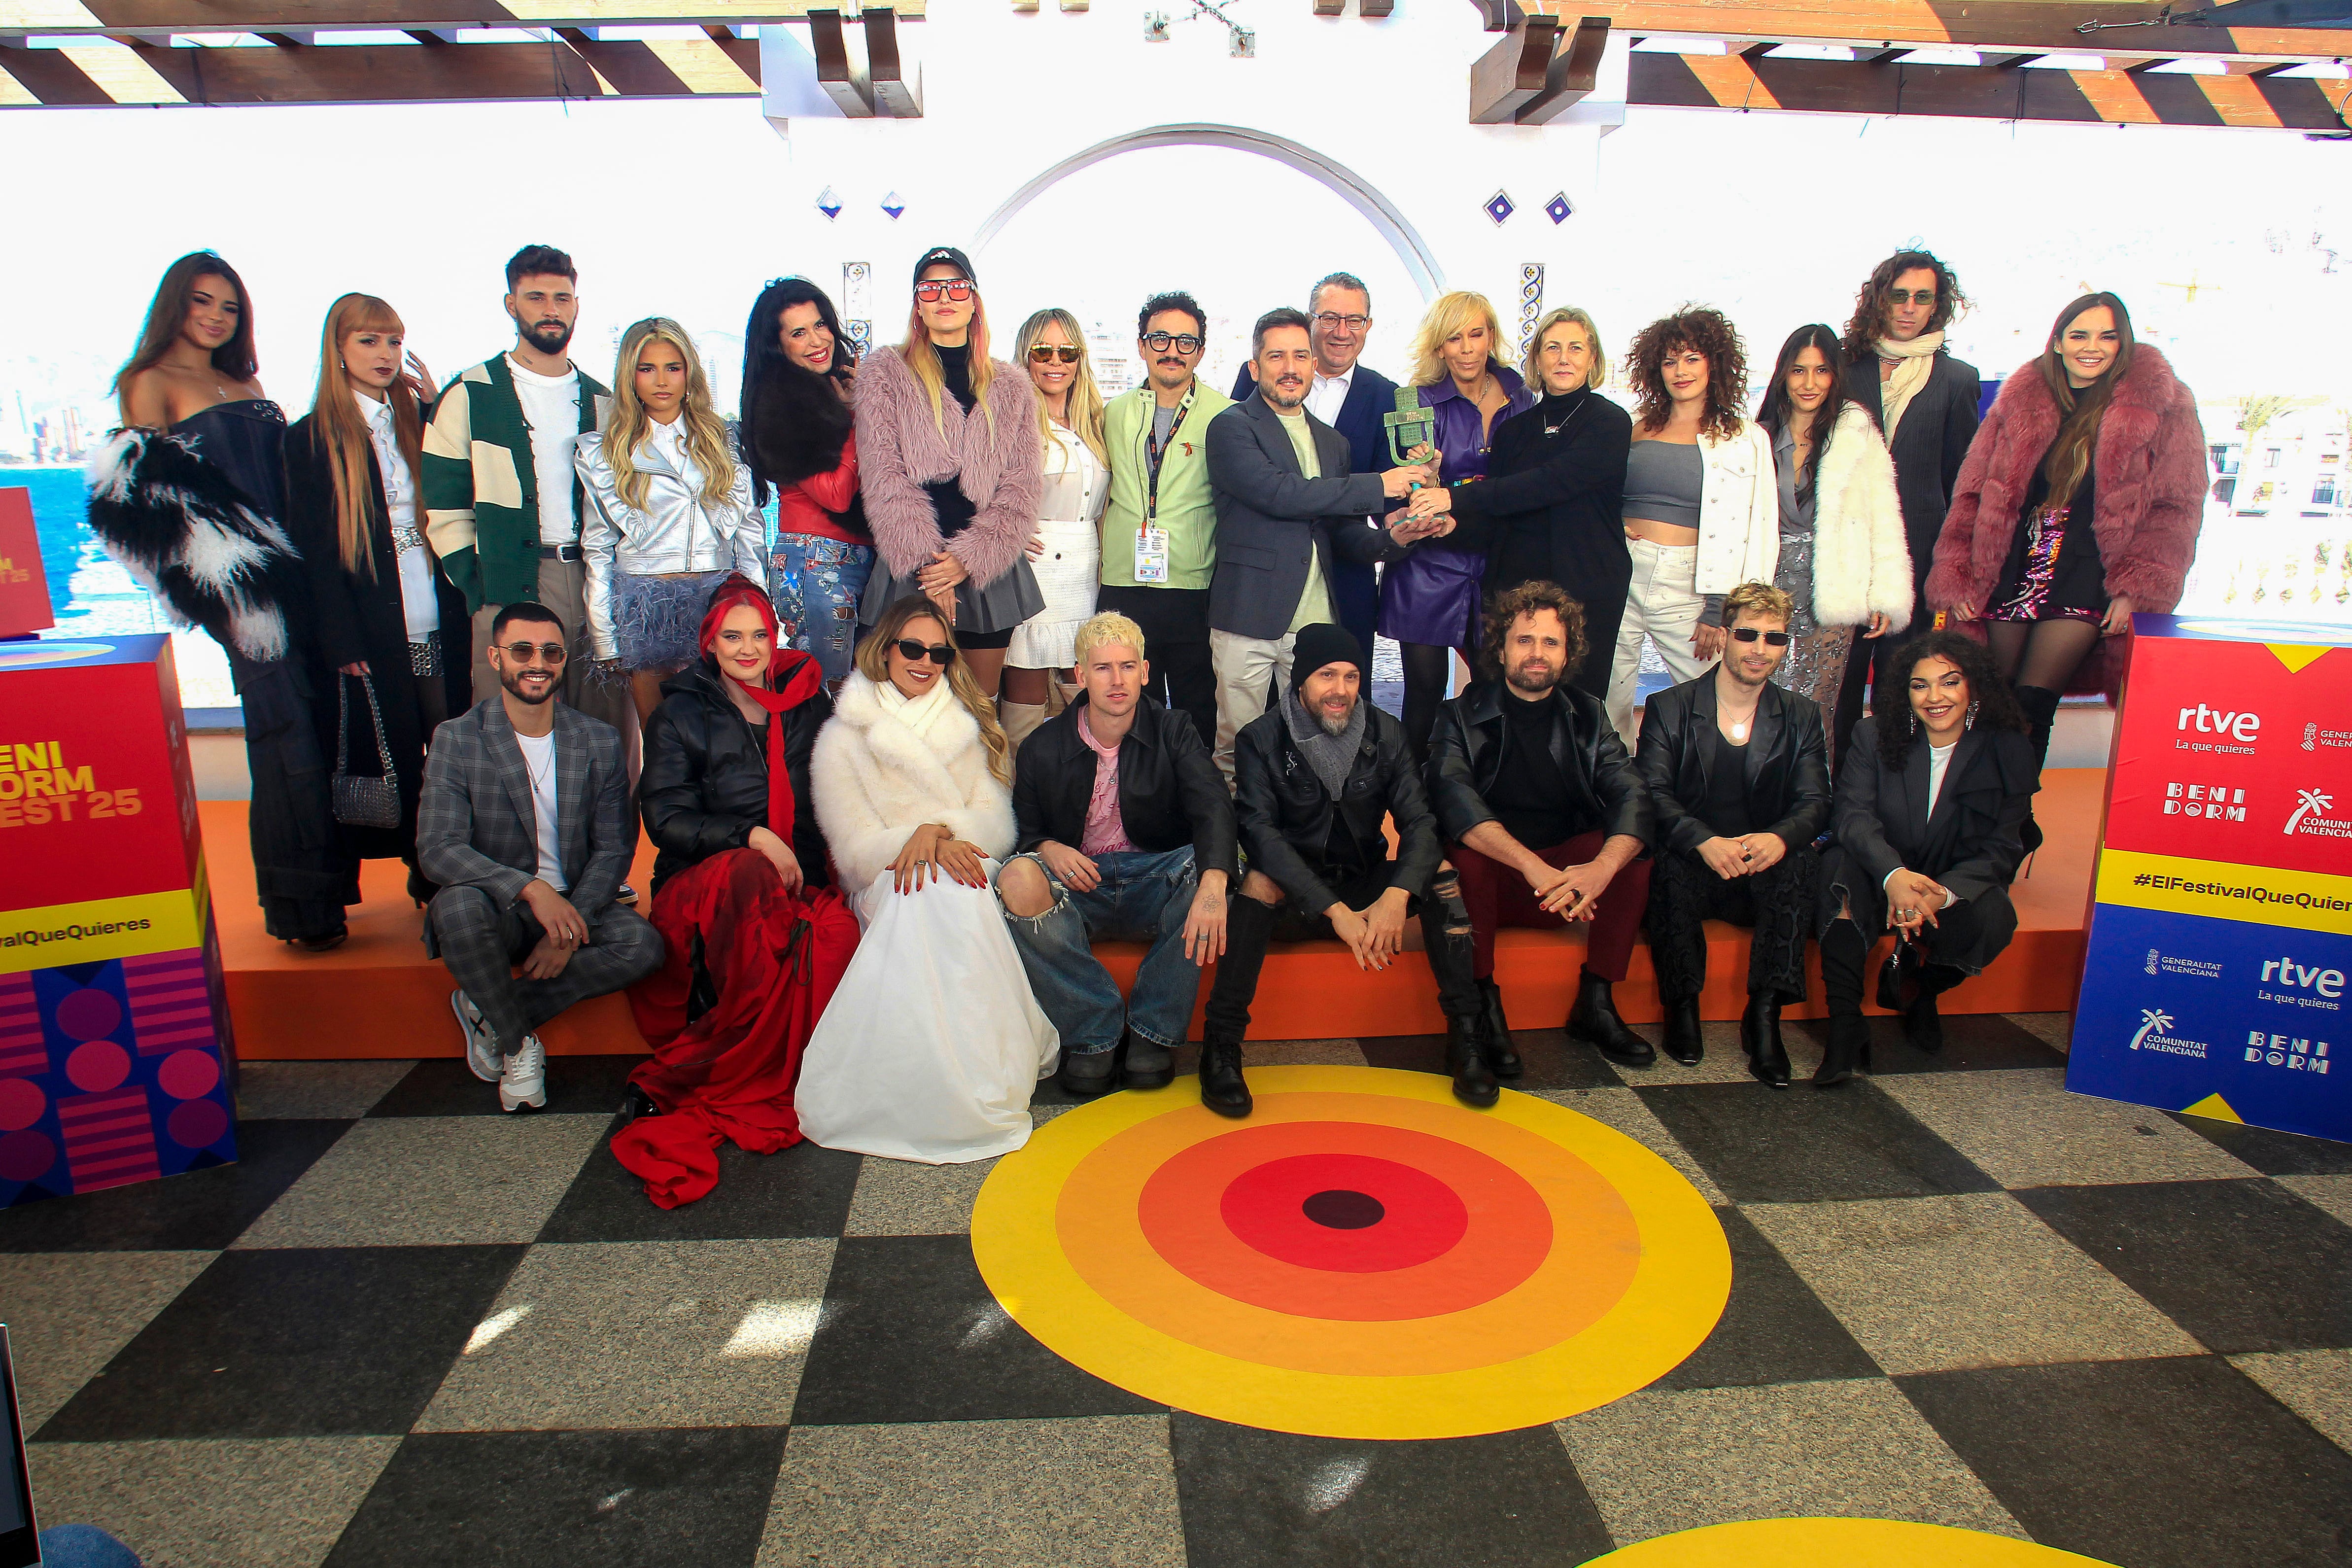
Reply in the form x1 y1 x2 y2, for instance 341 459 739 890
500 641 569 664
893 638 957 666
1027 344 1081 365
1313 313 1371 331
914 279 974 303
1729 627 1792 647
1141 332 1203 355
1888 288 1938 306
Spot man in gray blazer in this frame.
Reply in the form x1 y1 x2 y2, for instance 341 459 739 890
418 601 662 1111
1205 307 1427 781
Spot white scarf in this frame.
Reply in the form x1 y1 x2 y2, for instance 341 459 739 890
872 668 958 739
1873 330 1944 444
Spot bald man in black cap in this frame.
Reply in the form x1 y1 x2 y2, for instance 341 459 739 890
1201 624 1488 1115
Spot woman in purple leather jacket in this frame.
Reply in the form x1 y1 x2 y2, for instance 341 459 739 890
1378 290 1535 759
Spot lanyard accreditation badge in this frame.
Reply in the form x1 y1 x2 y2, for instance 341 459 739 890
1136 382 1199 584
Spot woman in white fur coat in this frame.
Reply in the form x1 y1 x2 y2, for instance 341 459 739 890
797 593 1059 1162
1754 324 1912 766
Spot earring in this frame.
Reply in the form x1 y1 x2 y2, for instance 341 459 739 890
1965 699 1980 732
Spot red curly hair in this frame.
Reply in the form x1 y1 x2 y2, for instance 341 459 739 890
1627 306 1747 442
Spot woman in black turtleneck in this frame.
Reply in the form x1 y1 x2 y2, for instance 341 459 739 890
1412 308 1633 699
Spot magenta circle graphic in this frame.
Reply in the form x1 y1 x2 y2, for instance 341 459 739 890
157 1049 221 1101
166 1098 230 1150
0 1130 56 1183
65 1041 131 1093
54 987 124 1043
0 1078 45 1132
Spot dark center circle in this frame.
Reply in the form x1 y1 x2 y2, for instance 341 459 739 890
1301 1189 1386 1230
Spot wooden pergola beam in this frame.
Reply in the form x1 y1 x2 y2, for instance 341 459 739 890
0 0 923 33
1468 12 1561 122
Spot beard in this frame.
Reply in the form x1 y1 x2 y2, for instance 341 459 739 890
1315 700 1355 736
1506 661 1560 697
499 665 555 706
518 316 574 356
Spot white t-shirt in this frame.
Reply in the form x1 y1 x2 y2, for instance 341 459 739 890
514 729 565 892
356 392 440 643
508 356 583 546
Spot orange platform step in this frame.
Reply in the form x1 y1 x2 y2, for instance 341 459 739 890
204 772 2098 1059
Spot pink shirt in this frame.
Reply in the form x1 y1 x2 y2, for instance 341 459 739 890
1075 708 1137 857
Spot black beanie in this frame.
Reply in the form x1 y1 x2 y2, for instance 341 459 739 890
1290 623 1365 692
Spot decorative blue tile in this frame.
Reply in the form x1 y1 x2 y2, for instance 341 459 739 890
1545 192 1574 224
1483 189 1515 226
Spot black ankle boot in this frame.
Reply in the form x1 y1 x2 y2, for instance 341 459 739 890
1059 1047 1119 1097
1475 976 1522 1078
1568 972 1655 1067
1199 1040 1251 1117
1447 1015 1500 1108
1661 998 1704 1066
1813 1010 1869 1087
1742 993 1790 1088
1903 969 1961 1052
1121 1029 1175 1089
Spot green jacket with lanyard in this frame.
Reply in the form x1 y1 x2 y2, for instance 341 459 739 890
1099 379 1234 591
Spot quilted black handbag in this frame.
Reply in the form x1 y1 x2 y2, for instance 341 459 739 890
331 673 402 830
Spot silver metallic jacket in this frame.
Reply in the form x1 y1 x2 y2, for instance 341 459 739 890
576 428 768 660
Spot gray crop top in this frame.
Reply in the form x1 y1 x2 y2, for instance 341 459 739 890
1623 439 1703 529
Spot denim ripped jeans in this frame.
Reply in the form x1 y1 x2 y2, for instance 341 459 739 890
771 533 875 687
996 845 1202 1052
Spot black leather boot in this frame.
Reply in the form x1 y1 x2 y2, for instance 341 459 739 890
1568 971 1655 1067
2014 684 2062 855
1447 1015 1500 1108
1904 967 1963 1052
1475 976 1522 1079
1198 1039 1251 1118
1121 1029 1175 1090
1742 993 1790 1088
1661 998 1704 1066
1813 1011 1870 1087
1059 1047 1119 1098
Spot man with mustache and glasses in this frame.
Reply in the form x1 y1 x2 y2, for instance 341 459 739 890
422 245 635 754
1096 290 1231 753
1205 309 1429 783
1230 272 1397 660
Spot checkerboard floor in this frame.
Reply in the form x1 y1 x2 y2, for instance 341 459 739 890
5 1013 2349 1568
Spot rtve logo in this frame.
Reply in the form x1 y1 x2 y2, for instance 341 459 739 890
2261 954 2346 998
2178 704 2260 744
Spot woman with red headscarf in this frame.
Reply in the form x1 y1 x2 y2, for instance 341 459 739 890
614 573 858 1207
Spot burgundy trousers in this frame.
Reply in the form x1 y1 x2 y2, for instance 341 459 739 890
1451 830 1652 983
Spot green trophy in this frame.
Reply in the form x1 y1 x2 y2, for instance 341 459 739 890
1382 387 1436 487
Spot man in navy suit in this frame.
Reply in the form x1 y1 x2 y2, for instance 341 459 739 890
1230 271 1395 660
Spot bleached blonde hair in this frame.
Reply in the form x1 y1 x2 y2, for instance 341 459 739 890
1523 307 1608 391
1074 610 1146 666
1408 290 1507 389
605 317 736 514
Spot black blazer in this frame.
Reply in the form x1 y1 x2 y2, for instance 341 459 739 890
1843 350 1980 573
1012 695 1237 877
1635 672 1831 858
1825 718 2035 970
639 656 832 896
1234 698 1441 913
1426 680 1652 849
1205 393 1400 641
282 415 471 857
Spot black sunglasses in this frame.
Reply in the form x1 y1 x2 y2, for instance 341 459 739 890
893 638 957 666
500 641 569 663
1729 627 1791 647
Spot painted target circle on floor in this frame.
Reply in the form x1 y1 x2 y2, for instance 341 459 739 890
1582 1518 2119 1565
971 1066 1730 1439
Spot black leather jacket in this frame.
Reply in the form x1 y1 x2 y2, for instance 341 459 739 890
639 655 833 896
1635 672 1831 858
1234 696 1441 912
1012 695 1237 877
1426 679 1652 849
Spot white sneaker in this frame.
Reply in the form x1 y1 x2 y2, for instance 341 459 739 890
451 991 500 1083
498 1034 547 1113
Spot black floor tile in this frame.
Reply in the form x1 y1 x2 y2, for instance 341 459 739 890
1898 1356 2352 1568
535 1135 860 1243
0 1118 351 1252
1783 1011 2067 1075
323 1426 788 1568
2168 1112 2352 1175
368 1055 645 1117
1358 1030 1622 1090
792 1234 1161 1425
35 1244 522 1440
1634 1080 1999 1204
2014 1179 2352 1353
1169 1415 1613 1568
1648 1207 1881 1391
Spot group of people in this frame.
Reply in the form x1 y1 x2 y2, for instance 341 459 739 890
86 238 2208 1194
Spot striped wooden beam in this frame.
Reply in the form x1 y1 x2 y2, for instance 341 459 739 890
0 0 920 33
1626 49 2352 127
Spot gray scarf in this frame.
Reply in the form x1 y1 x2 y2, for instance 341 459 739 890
1284 689 1365 801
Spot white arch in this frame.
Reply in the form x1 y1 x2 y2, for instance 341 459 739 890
971 122 1447 303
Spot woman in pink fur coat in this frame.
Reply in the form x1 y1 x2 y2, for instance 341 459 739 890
853 245 1046 699
1926 292 2207 792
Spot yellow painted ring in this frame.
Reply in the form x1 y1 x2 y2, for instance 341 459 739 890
971 1066 1730 1439
1582 1518 2119 1565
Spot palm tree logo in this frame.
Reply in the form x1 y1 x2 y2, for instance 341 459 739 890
2129 1010 2175 1049
2287 789 2334 834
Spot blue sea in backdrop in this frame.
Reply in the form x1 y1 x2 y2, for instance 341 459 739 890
3 464 236 707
